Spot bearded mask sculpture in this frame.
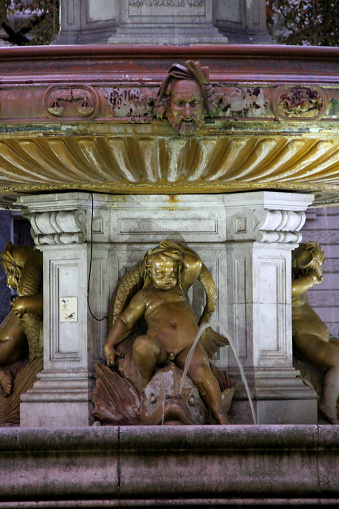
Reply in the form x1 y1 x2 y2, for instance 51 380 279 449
153 60 219 137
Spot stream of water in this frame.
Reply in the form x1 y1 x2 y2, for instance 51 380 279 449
178 322 257 425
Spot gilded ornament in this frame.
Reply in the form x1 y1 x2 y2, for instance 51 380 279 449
292 241 339 424
93 241 234 425
0 242 43 425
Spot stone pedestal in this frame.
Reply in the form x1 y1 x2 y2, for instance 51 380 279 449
56 0 273 45
55 0 120 44
215 0 272 43
18 191 316 426
109 0 227 45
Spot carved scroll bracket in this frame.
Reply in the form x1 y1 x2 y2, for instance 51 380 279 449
30 210 87 245
228 204 308 244
254 209 306 243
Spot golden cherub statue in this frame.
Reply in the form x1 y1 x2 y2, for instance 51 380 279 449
104 241 230 425
292 241 339 424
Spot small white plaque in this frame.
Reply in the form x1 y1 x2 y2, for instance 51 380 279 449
59 297 78 323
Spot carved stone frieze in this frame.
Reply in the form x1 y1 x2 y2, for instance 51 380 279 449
254 209 306 243
30 210 87 245
0 82 338 124
273 86 327 121
217 87 270 118
43 86 99 119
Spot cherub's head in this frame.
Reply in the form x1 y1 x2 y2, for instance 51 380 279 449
294 241 324 268
143 242 184 290
292 241 325 281
305 241 325 266
153 60 218 137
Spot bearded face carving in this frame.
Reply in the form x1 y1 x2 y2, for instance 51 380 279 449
153 60 219 137
167 80 205 137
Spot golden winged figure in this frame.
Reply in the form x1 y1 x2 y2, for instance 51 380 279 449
102 241 230 425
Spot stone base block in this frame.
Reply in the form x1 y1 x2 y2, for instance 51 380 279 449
229 399 318 425
227 368 318 424
20 401 94 427
108 23 228 45
20 372 95 427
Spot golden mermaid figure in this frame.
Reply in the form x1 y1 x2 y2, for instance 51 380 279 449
0 242 43 397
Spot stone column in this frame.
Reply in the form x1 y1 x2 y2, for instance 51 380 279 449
19 193 109 427
224 191 318 424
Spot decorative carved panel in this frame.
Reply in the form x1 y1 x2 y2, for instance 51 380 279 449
273 86 327 121
43 85 99 120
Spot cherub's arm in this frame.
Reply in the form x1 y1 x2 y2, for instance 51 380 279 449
198 263 217 326
104 290 146 366
11 293 43 317
292 271 321 299
178 245 216 324
197 263 229 358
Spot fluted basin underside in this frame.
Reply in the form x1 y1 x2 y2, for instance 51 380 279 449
1 129 339 196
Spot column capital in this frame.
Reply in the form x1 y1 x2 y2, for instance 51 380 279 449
225 191 314 243
29 210 87 246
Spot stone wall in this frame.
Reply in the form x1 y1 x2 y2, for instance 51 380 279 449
302 207 339 339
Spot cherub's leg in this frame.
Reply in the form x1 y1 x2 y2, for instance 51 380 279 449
294 333 339 424
0 311 28 396
132 335 167 388
176 345 230 425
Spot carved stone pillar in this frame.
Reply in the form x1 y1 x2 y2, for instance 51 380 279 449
19 193 109 427
224 192 318 424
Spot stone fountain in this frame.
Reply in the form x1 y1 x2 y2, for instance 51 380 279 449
0 1 338 506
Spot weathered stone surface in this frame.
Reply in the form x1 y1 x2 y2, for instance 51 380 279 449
0 425 338 506
109 0 228 45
